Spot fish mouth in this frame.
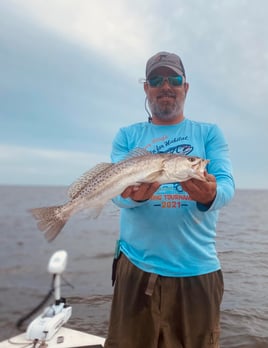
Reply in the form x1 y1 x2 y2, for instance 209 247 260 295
192 159 202 171
192 159 209 172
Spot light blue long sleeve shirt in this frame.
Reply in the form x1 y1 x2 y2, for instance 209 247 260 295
111 118 235 277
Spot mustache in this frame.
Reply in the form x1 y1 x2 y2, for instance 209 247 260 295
157 91 176 98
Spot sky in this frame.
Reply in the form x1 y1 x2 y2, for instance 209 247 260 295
0 0 268 189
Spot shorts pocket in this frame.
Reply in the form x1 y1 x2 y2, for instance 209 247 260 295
208 329 220 347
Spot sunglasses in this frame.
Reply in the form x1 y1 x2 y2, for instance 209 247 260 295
147 75 184 88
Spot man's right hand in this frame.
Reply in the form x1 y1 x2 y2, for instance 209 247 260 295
121 182 160 202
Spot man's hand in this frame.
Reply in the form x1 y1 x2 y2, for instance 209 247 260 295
180 172 217 206
121 182 160 202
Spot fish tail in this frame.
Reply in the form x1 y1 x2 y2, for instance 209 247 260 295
30 205 68 242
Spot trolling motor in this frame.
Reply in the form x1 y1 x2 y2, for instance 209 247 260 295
25 250 72 341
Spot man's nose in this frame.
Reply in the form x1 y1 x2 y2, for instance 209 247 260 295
161 77 172 88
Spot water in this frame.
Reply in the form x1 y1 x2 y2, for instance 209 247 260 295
0 186 268 347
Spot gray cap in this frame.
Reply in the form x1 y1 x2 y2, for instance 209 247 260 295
146 51 186 79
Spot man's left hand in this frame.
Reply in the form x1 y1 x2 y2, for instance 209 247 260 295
180 171 216 206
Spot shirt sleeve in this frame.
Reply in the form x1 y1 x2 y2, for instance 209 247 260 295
197 124 235 211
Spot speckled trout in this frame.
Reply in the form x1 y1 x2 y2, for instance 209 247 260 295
30 149 209 242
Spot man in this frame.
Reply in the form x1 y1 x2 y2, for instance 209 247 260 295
104 51 235 348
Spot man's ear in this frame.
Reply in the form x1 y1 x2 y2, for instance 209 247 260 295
184 82 189 96
144 82 149 94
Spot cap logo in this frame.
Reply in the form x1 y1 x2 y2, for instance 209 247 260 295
157 54 167 62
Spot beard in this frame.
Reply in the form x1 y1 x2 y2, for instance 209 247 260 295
148 92 184 122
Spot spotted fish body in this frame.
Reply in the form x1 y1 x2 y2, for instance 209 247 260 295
30 149 209 241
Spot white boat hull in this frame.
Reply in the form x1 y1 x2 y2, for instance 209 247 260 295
0 327 105 347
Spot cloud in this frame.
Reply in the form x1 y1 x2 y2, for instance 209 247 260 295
1 0 268 188
7 0 268 111
5 0 154 77
0 4 145 151
5 2 268 68
0 145 109 186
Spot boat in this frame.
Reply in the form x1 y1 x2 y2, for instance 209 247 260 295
0 328 105 348
0 250 105 348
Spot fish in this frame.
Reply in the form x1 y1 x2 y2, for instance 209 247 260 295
30 149 209 242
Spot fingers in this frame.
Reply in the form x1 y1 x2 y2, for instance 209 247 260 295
121 186 135 198
121 182 160 201
121 175 217 205
181 174 217 205
204 171 216 183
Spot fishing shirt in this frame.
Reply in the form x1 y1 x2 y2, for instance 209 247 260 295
111 118 235 277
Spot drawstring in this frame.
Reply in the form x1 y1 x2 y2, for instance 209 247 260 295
145 273 158 296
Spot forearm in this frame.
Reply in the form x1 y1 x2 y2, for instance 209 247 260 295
197 174 235 212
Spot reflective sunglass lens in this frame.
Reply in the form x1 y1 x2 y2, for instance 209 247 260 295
148 75 183 87
169 76 183 86
148 76 163 87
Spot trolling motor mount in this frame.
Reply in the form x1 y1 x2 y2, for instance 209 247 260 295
26 250 72 341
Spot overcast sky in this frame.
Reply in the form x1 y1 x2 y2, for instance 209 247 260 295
1 0 267 189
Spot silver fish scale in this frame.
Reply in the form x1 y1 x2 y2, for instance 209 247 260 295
30 151 208 241
73 154 165 201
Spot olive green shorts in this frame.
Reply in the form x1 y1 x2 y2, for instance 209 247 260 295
104 253 224 348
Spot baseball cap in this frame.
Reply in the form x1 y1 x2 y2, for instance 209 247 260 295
146 51 186 79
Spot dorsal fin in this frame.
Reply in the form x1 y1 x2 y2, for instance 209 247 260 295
68 163 113 199
122 147 151 160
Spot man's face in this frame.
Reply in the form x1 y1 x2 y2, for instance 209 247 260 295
144 67 189 124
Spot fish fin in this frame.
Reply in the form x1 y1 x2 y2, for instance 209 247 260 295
141 170 164 182
68 163 113 199
30 205 68 242
121 147 151 160
86 205 104 219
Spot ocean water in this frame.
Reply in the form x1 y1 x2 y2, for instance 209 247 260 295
0 185 268 347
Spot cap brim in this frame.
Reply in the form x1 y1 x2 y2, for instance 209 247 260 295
147 64 184 78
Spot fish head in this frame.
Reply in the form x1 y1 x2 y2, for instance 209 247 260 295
163 155 209 182
186 156 210 181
